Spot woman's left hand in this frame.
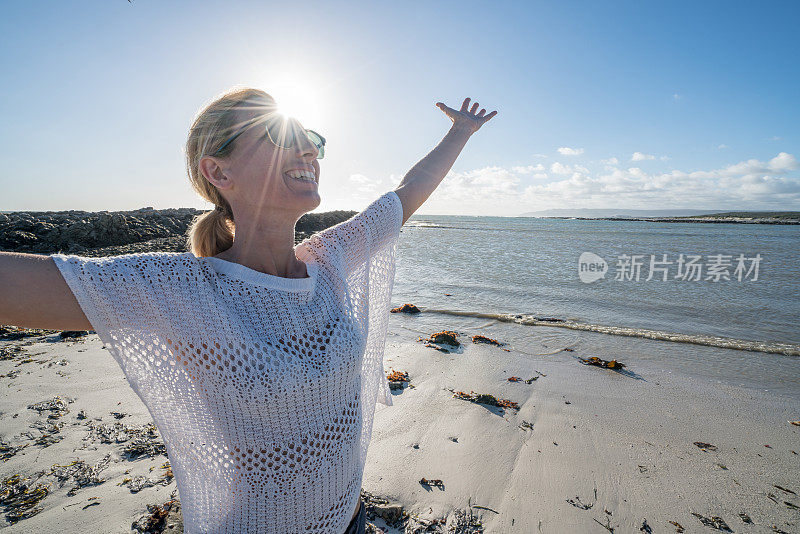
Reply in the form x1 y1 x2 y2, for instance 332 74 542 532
436 97 498 135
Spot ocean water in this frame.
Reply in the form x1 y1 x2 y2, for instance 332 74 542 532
392 216 800 356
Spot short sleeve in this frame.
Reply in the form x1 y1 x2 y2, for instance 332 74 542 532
50 252 173 350
305 190 404 276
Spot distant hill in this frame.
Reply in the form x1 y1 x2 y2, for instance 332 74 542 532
514 209 799 225
517 208 728 218
675 211 800 221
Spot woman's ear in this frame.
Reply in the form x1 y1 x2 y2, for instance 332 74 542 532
198 156 232 190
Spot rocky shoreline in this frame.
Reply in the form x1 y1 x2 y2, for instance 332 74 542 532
0 206 358 256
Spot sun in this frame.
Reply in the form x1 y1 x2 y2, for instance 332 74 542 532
265 80 325 129
242 65 332 129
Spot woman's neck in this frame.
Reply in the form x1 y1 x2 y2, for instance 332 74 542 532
214 222 306 279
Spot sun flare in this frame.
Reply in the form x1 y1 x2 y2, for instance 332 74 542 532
266 80 325 130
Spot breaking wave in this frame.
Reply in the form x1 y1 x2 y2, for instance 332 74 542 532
418 308 800 356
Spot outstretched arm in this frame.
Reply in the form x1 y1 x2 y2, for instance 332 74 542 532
0 252 92 331
394 97 497 224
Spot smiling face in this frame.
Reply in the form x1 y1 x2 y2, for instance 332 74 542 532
202 99 322 221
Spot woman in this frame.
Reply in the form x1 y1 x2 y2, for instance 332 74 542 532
0 87 496 533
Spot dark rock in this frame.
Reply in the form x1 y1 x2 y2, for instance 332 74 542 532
0 207 357 255
360 489 408 528
1 325 55 340
59 330 88 339
374 503 404 524
295 210 357 234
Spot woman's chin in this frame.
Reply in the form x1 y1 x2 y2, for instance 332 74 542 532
281 175 321 212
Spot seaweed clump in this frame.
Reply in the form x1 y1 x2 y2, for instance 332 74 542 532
119 462 174 494
0 473 49 525
427 331 459 345
471 334 511 352
85 421 167 459
50 454 112 496
418 331 460 353
390 303 420 314
578 356 626 370
27 396 74 419
690 512 732 532
451 389 519 411
0 439 29 462
386 369 409 382
131 498 182 533
386 369 411 391
419 477 445 488
124 432 167 460
0 345 25 361
472 334 505 347
471 335 500 346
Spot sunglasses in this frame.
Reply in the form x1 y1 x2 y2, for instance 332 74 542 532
213 113 326 159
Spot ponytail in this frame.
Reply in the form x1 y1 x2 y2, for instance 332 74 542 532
185 207 235 258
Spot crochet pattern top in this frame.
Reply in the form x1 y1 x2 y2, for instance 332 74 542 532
50 190 404 533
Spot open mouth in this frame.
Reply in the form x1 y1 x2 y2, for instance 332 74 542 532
284 169 317 184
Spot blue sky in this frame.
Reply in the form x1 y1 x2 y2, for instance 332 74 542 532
1 1 798 215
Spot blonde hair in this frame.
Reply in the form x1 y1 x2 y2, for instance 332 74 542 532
184 87 277 257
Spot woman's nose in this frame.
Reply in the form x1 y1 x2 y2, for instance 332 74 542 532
295 132 319 159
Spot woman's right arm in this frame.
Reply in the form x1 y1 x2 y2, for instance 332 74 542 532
0 251 92 331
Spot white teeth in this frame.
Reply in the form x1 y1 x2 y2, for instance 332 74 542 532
285 170 316 182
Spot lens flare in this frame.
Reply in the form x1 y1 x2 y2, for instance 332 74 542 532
269 82 322 127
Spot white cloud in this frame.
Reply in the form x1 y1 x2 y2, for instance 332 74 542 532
601 157 619 165
347 173 379 195
512 164 545 174
768 152 799 171
631 152 656 161
626 167 647 178
690 152 799 180
415 153 800 214
717 144 729 149
557 147 584 156
520 152 800 210
673 93 682 100
349 174 370 184
551 162 589 175
437 166 522 200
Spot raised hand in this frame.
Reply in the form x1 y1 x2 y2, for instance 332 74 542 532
436 97 498 135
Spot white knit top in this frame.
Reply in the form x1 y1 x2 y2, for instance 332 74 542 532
50 190 403 533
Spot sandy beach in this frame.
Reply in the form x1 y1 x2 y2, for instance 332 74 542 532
1 311 798 533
